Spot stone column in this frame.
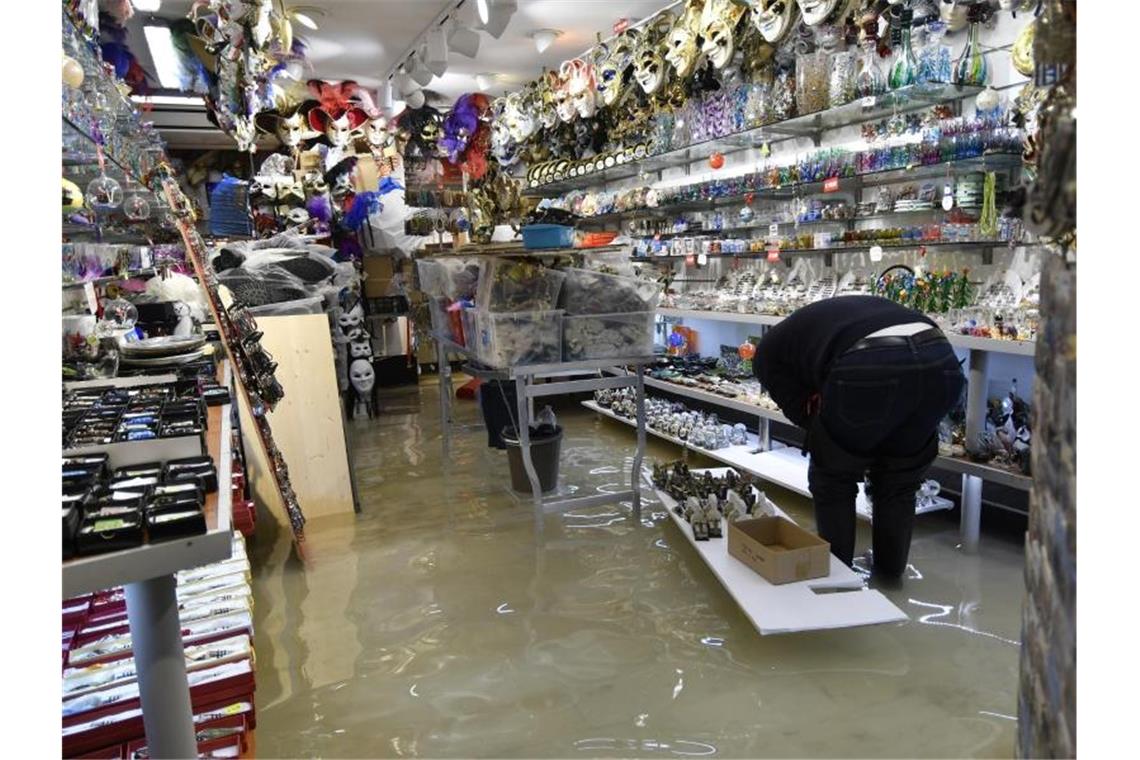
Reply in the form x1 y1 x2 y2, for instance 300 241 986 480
1016 254 1075 758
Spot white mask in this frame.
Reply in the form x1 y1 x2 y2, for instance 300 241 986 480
349 339 373 359
751 0 800 44
349 358 375 394
796 0 842 26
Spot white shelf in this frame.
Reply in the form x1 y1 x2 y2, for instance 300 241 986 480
655 470 907 635
640 375 791 424
62 365 235 599
585 401 953 521
658 308 1037 356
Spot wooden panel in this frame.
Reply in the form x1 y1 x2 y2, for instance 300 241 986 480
237 314 353 521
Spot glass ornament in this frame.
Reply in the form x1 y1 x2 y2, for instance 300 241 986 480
889 18 918 89
856 40 886 98
917 21 952 84
828 50 857 108
86 174 123 211
123 193 151 220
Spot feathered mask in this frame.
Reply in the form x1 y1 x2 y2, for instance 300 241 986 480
439 94 485 164
306 79 369 133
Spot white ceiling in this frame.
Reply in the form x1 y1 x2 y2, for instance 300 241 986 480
131 0 670 118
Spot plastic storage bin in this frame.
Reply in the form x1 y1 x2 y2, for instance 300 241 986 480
559 268 663 315
562 312 654 361
521 224 575 249
475 310 563 368
428 297 469 346
475 258 566 312
416 259 447 297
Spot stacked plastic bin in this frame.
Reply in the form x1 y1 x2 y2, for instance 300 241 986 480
416 258 481 348
558 268 662 361
472 258 565 367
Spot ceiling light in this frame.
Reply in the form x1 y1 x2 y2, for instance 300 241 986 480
143 25 184 90
380 80 394 112
476 0 517 40
132 0 162 11
393 70 415 96
405 89 426 109
448 23 480 58
425 26 448 77
474 73 498 91
532 29 562 54
291 11 319 30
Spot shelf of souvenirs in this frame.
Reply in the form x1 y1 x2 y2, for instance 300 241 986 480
420 242 630 258
655 308 1036 357
524 83 986 196
625 205 992 240
602 370 1033 492
566 153 1023 227
634 239 1013 262
62 267 157 290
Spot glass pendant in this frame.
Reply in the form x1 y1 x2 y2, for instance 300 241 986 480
86 174 123 212
123 193 151 220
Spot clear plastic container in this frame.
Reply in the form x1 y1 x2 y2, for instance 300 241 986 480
475 310 564 368
428 297 468 346
475 258 566 312
559 268 663 315
415 259 448 297
562 312 653 361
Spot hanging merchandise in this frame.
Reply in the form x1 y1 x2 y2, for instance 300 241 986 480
888 6 919 90
954 3 992 86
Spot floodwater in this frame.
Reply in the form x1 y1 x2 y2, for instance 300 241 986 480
249 380 1024 758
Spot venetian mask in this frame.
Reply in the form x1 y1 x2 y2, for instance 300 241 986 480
665 2 704 78
349 359 375 394
562 59 598 119
275 112 306 148
940 0 968 31
633 19 671 96
796 0 843 26
286 207 310 224
537 73 560 129
309 108 369 149
349 339 372 359
596 33 636 107
553 68 577 123
363 116 392 148
504 92 537 142
751 0 801 44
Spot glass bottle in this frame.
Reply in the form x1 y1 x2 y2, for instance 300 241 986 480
954 18 989 86
889 13 918 90
856 38 886 98
918 20 952 84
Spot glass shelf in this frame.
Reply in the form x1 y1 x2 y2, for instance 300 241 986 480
633 239 1012 261
629 206 984 239
575 152 1022 226
523 83 984 196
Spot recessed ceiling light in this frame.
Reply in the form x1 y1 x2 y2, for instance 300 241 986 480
476 0 490 24
476 0 516 39
132 0 162 11
531 29 562 54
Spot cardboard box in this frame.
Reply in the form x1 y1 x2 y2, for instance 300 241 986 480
727 516 830 585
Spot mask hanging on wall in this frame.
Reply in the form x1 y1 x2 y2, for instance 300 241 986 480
750 0 802 45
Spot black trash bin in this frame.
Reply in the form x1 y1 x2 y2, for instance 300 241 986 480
501 424 563 494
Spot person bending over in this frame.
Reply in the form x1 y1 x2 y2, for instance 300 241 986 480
753 296 965 577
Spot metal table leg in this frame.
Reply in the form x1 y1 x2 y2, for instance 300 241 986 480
631 365 647 522
758 416 771 451
959 473 982 553
125 574 197 759
438 339 452 457
514 375 543 514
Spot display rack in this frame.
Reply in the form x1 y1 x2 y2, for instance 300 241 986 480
62 363 235 758
525 83 985 195
432 332 653 524
654 469 908 635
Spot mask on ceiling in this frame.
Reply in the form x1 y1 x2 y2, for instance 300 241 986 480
309 107 369 149
750 0 801 44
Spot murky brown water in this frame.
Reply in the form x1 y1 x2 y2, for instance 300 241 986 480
249 380 1023 758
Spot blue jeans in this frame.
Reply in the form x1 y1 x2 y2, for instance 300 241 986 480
806 335 966 575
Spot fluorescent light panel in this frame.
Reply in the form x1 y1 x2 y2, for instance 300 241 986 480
143 25 183 90
133 0 162 11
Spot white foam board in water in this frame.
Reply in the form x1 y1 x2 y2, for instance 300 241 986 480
656 468 907 635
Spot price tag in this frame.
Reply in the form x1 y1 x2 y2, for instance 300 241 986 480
861 96 877 108
768 223 779 238
823 177 840 193
869 245 883 262
685 254 696 267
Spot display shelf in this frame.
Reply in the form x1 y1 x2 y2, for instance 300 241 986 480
571 153 1023 226
587 401 953 522
639 375 791 424
629 208 973 240
525 83 984 195
934 453 1032 492
425 243 628 257
634 239 1010 261
657 307 1037 356
62 364 234 599
62 268 157 290
654 472 908 635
